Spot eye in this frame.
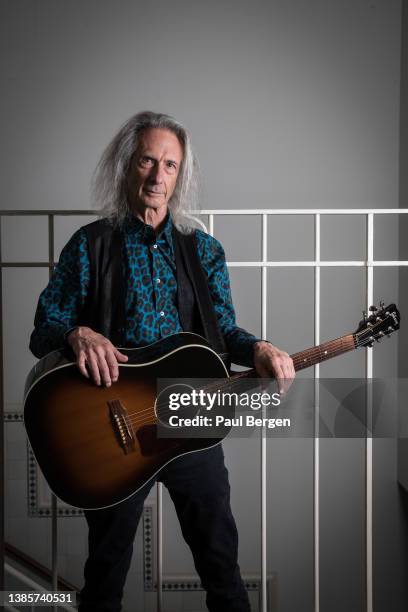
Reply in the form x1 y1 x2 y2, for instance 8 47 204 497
166 161 177 170
140 156 154 167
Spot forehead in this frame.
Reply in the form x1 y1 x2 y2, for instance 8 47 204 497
137 128 183 160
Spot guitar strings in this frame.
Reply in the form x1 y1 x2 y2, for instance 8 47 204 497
123 336 377 433
123 327 375 425
95 338 382 437
127 330 380 429
124 337 359 431
124 340 355 428
108 320 389 430
123 335 353 420
122 336 353 426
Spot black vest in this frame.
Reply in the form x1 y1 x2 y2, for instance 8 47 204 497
79 219 229 367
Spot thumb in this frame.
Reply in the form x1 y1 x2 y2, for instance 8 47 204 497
114 348 129 361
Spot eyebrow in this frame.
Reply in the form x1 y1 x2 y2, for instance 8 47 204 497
140 154 179 166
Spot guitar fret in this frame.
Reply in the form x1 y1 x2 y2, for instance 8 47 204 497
212 334 358 393
292 335 356 371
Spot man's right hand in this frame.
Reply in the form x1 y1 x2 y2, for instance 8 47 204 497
66 326 128 387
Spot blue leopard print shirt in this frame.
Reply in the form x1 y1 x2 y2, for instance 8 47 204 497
29 214 260 366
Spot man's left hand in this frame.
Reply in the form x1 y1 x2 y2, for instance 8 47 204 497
253 341 295 394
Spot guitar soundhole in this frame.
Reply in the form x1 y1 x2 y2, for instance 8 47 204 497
154 383 200 428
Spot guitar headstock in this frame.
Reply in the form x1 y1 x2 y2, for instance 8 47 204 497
355 303 400 348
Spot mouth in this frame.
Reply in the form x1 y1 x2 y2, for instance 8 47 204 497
144 189 164 196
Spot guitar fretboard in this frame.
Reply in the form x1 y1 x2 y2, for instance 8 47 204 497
218 333 358 392
291 334 356 371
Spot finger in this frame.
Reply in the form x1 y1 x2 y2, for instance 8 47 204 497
87 351 102 386
273 365 286 394
281 378 292 395
113 348 128 362
105 349 119 382
95 348 112 387
282 364 294 383
286 357 296 378
77 352 90 378
287 361 296 386
280 363 293 392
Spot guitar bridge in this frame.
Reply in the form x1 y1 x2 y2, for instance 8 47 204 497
108 399 135 454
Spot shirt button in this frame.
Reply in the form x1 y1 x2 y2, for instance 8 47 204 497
156 278 161 284
152 244 158 249
160 311 165 317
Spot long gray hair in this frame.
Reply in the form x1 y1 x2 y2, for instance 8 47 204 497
92 111 200 232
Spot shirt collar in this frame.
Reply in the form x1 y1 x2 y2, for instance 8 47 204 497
124 211 174 246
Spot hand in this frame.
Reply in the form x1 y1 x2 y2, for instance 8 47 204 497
253 341 295 394
67 326 128 387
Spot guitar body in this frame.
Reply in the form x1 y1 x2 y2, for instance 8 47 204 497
24 333 229 510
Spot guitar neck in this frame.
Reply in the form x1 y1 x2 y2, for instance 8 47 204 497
291 333 356 371
226 333 357 387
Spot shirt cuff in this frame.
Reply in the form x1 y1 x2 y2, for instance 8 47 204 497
63 326 79 344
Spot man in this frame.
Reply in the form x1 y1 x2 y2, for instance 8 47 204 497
30 111 295 611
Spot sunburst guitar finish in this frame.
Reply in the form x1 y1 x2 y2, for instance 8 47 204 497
24 333 229 510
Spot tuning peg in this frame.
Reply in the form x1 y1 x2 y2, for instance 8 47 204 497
379 300 385 309
369 305 377 312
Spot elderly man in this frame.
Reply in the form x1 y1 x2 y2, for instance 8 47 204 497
30 111 295 612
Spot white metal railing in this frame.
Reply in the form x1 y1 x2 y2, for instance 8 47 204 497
199 208 407 612
1 208 407 612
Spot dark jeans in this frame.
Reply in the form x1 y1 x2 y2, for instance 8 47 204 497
79 444 250 612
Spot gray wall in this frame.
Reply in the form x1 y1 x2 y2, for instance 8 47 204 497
0 0 401 213
1 1 405 611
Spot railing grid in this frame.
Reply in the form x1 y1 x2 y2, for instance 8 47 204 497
1 208 407 612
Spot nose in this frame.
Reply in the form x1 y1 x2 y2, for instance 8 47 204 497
149 162 164 184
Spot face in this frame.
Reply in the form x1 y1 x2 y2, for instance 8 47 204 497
128 128 184 215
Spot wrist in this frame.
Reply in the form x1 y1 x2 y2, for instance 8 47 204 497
254 340 283 360
65 326 88 346
254 340 271 353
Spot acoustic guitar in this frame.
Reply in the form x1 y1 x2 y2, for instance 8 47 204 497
24 303 400 510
